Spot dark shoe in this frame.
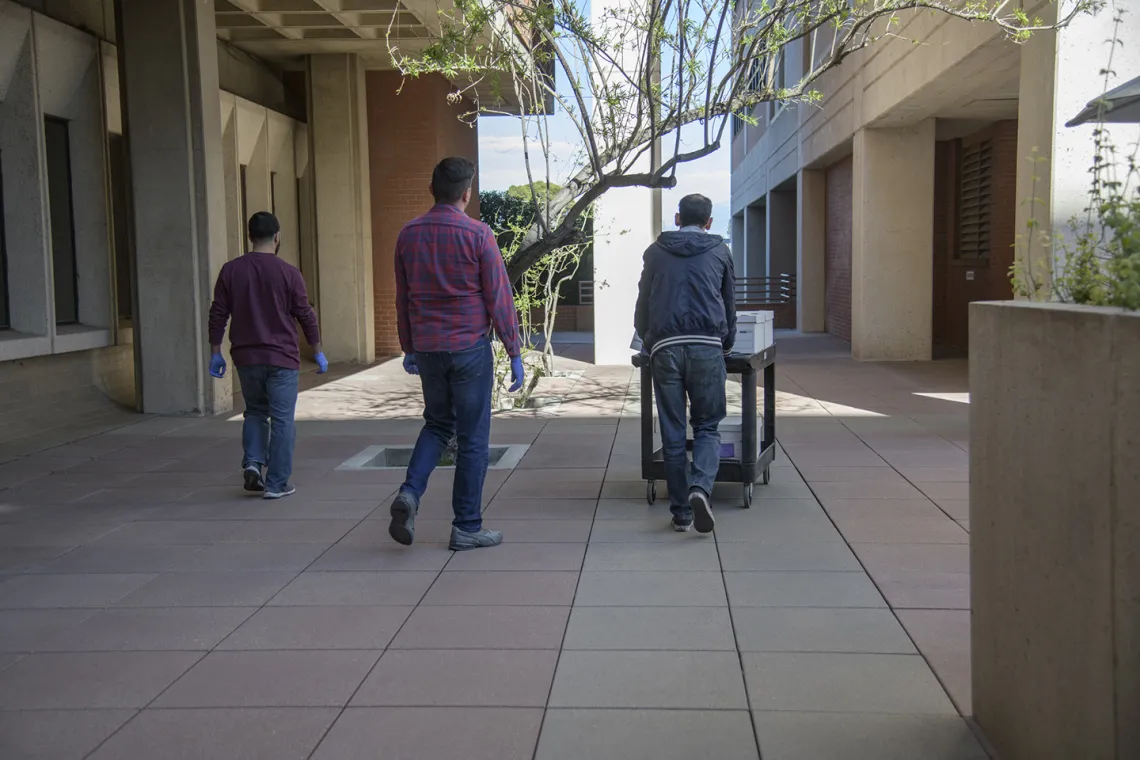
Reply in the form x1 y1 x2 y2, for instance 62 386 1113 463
243 466 265 492
263 485 296 500
671 516 693 532
389 490 419 546
449 526 503 551
690 489 715 534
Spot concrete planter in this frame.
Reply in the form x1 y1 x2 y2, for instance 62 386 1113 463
969 301 1139 760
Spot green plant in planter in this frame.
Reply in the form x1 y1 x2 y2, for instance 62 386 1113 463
1012 17 1140 310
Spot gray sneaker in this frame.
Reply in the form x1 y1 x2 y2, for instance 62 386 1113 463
389 490 419 546
449 526 503 551
689 489 715 534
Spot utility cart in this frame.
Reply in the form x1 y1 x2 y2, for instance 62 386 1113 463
632 346 777 508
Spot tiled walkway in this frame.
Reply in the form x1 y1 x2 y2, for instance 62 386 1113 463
0 335 981 759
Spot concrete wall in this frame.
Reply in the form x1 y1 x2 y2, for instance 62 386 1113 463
970 301 1140 760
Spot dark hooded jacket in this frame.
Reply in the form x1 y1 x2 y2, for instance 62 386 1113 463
634 230 736 356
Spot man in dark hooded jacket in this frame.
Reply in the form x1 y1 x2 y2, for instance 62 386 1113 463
634 194 736 534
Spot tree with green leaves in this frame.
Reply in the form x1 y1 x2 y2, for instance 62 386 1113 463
388 0 1090 282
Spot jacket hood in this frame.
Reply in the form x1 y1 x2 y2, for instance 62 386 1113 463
656 230 725 257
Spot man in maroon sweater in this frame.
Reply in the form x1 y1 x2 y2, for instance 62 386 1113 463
208 212 327 499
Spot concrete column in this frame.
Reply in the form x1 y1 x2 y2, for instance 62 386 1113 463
745 205 767 278
851 120 935 361
1014 1 1140 292
768 187 796 278
117 0 230 414
309 53 374 364
731 213 745 274
797 169 826 332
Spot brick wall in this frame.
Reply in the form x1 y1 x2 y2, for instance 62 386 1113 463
825 155 853 342
365 72 480 357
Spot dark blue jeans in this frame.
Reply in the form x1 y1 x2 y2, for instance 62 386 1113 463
236 364 300 492
651 345 727 518
402 339 493 532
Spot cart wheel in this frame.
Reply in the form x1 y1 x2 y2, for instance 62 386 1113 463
743 482 753 509
761 467 771 485
646 481 657 505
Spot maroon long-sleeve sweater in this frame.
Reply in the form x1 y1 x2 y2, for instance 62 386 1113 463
208 252 320 370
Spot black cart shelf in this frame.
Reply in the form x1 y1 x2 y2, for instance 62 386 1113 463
632 345 777 508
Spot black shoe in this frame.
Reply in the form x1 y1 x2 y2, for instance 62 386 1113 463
690 489 715 534
671 516 693 532
389 490 419 546
242 466 265 492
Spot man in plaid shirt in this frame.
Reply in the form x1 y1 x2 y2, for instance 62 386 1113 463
388 157 524 551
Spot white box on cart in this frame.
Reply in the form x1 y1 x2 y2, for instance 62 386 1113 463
734 311 774 355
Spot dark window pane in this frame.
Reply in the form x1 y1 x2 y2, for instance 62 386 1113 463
270 171 277 215
108 134 133 320
240 164 249 245
0 149 10 329
45 117 78 325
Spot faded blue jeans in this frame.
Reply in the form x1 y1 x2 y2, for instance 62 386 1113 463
236 364 300 492
651 344 727 519
402 338 493 532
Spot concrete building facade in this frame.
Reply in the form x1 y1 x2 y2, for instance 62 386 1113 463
0 0 493 431
729 0 1140 361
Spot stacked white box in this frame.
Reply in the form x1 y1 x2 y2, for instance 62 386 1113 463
735 311 774 355
719 415 763 459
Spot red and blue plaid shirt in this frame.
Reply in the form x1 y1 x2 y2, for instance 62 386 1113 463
395 204 522 357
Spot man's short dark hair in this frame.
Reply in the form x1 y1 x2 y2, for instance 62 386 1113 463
248 211 280 244
678 194 713 227
432 157 477 204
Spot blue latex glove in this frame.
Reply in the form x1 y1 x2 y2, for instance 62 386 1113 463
315 352 328 374
509 356 525 393
403 354 419 375
209 353 227 379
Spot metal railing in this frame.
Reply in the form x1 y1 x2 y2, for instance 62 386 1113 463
735 274 796 308
578 280 595 306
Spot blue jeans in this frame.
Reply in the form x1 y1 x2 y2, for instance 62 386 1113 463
651 345 727 518
236 365 299 492
402 339 493 532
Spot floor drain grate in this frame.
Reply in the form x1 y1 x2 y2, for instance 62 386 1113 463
337 444 530 471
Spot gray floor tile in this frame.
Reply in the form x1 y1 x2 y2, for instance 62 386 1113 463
154 650 379 707
853 543 970 575
219 606 412 650
218 519 358 544
732 608 916 653
711 513 844 543
718 542 862 572
31 546 206 575
725 572 886 608
0 609 95 652
584 542 721 572
311 707 543 760
175 543 326 572
574 571 727 606
0 573 156 609
88 708 339 760
549 651 748 708
269 571 437 606
353 649 558 706
89 521 245 545
0 709 135 760
833 517 968 544
498 469 605 499
40 607 254 651
444 543 585 572
390 605 569 649
592 498 666 521
752 712 987 760
587 518 702 542
307 544 453 572
113 572 296 607
483 498 598 520
871 572 970 609
743 653 957 714
0 546 71 573
0 652 202 708
563 606 737 650
420 571 579 606
536 709 759 760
